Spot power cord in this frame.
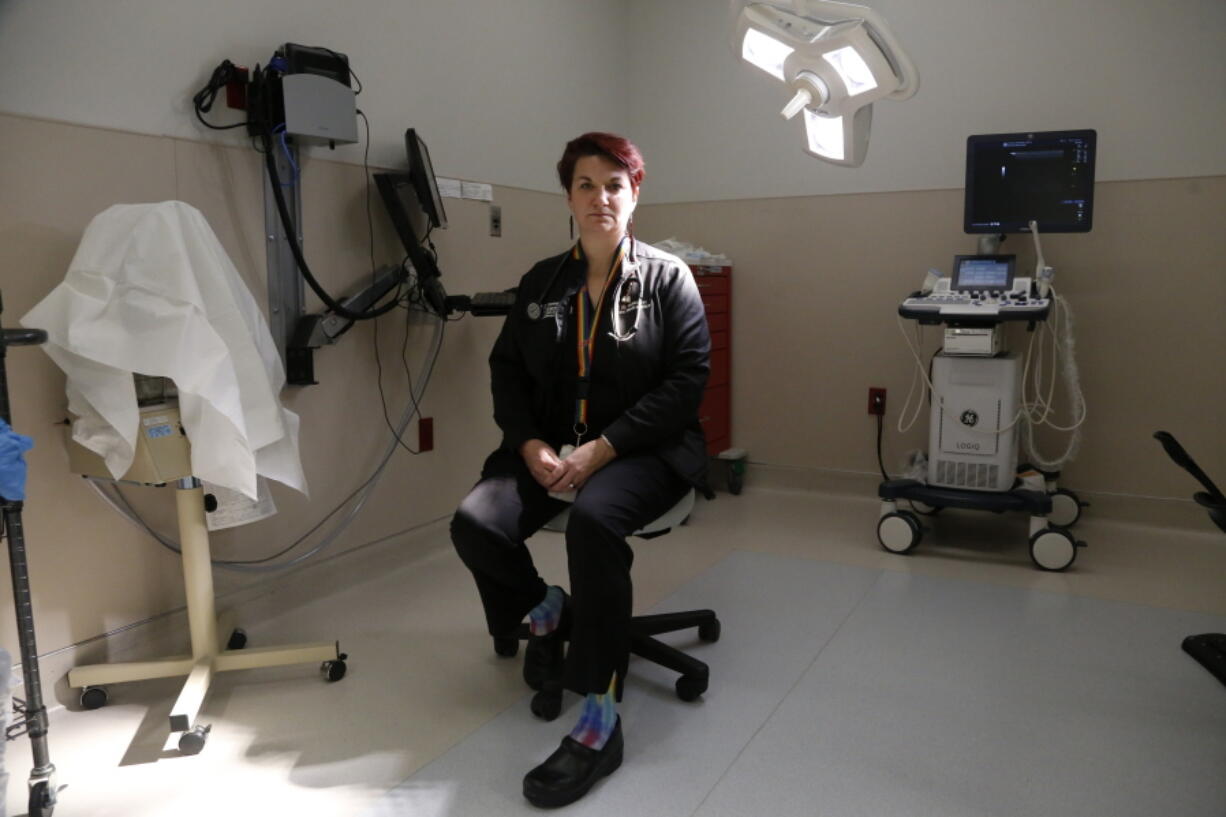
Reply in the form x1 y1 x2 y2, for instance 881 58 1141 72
260 129 401 322
191 60 249 131
875 413 890 481
243 55 399 323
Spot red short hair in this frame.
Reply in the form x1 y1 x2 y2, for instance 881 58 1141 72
556 132 645 192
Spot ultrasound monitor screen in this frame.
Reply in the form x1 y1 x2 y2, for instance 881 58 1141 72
964 129 1096 233
952 255 1014 291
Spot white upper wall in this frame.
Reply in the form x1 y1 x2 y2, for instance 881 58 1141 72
627 0 1226 203
0 0 629 193
1 1 1223 204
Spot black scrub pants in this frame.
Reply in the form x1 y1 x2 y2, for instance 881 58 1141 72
451 447 689 696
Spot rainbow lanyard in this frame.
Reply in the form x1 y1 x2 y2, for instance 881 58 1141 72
573 237 627 444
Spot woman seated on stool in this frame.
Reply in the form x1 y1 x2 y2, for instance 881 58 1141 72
450 131 711 808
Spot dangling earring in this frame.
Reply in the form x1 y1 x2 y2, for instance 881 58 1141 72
627 215 634 239
569 215 574 241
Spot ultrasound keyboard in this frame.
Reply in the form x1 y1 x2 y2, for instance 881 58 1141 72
900 292 1049 320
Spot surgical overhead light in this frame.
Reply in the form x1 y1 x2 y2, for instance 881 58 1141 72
730 1 919 166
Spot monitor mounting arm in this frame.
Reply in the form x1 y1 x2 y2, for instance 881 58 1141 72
286 264 407 386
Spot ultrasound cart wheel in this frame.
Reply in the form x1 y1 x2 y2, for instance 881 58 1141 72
1047 489 1083 528
1029 527 1077 571
878 511 922 554
908 499 942 516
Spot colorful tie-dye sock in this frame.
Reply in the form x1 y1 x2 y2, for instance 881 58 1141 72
528 585 565 636
568 673 618 750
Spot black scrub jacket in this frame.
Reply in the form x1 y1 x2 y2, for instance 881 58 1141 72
488 240 712 493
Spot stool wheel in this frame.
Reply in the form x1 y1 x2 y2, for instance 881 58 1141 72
493 635 519 658
531 687 563 721
676 674 707 702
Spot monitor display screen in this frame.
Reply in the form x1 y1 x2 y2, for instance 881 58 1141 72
964 129 1096 234
952 255 1015 291
406 128 447 230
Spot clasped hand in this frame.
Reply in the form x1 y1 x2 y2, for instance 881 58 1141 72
520 437 616 492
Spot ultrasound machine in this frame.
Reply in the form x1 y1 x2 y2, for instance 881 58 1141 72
878 129 1096 571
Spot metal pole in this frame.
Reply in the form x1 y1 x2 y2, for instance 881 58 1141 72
264 142 305 368
1 293 58 808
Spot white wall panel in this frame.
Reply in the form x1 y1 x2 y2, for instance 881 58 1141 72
0 0 630 193
627 0 1226 203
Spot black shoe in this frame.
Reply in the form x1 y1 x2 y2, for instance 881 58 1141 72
523 593 570 692
523 717 623 809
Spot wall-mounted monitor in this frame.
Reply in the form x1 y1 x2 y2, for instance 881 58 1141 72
964 129 1096 234
406 128 447 230
374 169 445 315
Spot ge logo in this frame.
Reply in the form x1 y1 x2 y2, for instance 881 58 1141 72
960 409 979 427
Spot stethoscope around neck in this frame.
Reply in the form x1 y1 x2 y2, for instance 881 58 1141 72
526 235 643 342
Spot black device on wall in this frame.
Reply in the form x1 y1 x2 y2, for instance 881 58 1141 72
280 43 352 85
964 129 1097 234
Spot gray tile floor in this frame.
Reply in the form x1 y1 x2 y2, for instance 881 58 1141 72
372 551 1226 817
6 486 1226 816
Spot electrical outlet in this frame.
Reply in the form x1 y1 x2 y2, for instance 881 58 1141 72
489 204 502 237
419 417 434 451
868 387 887 416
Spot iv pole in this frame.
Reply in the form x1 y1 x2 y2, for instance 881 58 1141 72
1 291 59 817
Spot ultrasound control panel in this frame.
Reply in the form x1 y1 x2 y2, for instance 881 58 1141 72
899 254 1050 322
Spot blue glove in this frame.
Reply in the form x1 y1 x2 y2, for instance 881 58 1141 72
0 418 34 501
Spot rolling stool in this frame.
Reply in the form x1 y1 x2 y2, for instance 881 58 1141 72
492 489 721 719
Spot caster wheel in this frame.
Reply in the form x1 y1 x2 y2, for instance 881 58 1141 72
178 724 211 756
493 635 519 658
698 618 721 643
530 687 563 721
1047 489 1084 528
1029 527 1078 571
227 628 248 650
80 685 108 710
322 658 348 682
908 499 942 516
28 779 54 817
878 511 922 554
675 674 708 702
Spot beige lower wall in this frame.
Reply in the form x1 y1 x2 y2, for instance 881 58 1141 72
636 176 1226 500
0 113 571 658
2 112 1223 666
